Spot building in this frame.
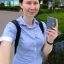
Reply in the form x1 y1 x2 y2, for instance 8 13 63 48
0 0 19 6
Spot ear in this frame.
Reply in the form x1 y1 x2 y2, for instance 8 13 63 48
20 3 23 9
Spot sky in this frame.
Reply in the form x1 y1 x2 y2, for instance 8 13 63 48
0 0 19 1
0 0 19 6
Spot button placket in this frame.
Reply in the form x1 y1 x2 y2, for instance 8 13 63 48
33 28 37 64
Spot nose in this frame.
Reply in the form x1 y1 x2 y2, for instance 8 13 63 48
30 4 35 10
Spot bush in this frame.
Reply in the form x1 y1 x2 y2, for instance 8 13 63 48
38 9 49 15
0 6 21 12
55 33 64 42
40 4 48 9
0 2 5 6
38 9 44 14
47 40 64 64
60 6 64 8
36 11 64 64
52 8 64 13
38 8 64 15
46 33 64 64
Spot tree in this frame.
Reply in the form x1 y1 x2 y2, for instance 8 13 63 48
9 1 11 6
0 2 5 6
7 1 11 6
53 0 60 7
43 0 49 4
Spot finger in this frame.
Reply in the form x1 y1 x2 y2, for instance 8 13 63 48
55 19 58 29
47 27 58 33
46 29 58 35
47 30 57 37
47 29 57 33
52 27 58 32
47 31 55 37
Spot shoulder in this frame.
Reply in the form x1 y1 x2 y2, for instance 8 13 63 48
1 21 17 43
5 20 17 31
6 21 17 30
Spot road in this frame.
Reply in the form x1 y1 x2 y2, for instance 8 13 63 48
0 10 23 64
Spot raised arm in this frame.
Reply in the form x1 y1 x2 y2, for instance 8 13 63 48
42 19 58 56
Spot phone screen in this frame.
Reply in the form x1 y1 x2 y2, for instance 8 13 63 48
47 17 56 29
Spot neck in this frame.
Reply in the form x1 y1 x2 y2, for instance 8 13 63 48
23 15 34 27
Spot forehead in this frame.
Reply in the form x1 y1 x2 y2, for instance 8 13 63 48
23 0 39 2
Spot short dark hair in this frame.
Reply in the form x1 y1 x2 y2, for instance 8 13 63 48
19 0 42 3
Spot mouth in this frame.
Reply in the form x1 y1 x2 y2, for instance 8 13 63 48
28 10 35 13
29 11 35 14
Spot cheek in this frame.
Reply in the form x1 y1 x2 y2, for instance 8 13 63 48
22 6 28 12
22 4 29 10
35 8 39 13
35 5 40 11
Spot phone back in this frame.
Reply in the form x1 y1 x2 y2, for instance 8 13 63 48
47 17 56 29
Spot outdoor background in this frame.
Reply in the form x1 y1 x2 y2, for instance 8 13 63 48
0 0 64 64
0 10 23 64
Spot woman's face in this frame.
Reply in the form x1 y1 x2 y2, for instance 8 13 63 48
20 0 40 17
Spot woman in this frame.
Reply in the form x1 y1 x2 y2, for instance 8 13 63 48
0 0 58 64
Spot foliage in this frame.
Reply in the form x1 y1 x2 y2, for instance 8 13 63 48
8 1 11 7
48 40 64 64
43 0 48 4
60 6 64 8
53 0 60 7
38 9 48 14
36 9 64 37
36 9 64 64
38 8 64 16
40 4 48 9
0 2 5 6
0 6 21 11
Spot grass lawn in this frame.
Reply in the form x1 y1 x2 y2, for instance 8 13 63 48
36 12 64 33
36 11 64 64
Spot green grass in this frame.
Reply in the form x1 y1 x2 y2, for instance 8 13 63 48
36 10 64 64
36 12 64 33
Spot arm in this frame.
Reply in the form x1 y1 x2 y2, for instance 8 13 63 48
42 27 58 56
0 22 17 64
42 28 58 64
42 40 53 56
42 19 58 56
0 40 11 64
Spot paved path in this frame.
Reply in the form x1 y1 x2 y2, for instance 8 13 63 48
0 10 23 36
0 10 23 64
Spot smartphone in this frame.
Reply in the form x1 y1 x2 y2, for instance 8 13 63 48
47 17 56 29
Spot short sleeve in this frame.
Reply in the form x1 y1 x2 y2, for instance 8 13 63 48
0 22 17 44
42 21 47 40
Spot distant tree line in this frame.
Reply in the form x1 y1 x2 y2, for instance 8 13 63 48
0 0 63 8
0 2 5 6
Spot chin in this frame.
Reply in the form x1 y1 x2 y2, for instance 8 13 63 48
29 14 37 17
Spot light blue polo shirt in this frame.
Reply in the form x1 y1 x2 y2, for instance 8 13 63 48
1 16 47 64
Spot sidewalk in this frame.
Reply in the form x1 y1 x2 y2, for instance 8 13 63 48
0 10 23 64
0 10 23 36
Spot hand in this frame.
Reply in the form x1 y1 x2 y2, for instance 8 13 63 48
46 19 58 43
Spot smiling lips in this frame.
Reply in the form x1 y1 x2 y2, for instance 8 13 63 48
30 12 34 13
28 9 37 15
28 11 35 14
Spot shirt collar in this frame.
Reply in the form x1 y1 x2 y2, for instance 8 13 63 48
34 18 39 25
16 16 39 26
16 16 27 25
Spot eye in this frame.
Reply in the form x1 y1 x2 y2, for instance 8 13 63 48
34 2 39 5
26 1 31 5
